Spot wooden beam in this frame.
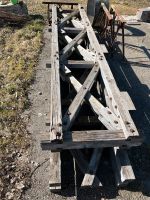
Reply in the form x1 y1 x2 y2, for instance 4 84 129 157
71 150 101 186
70 17 108 54
59 10 79 28
110 147 135 186
60 29 86 60
79 5 140 140
51 5 62 139
60 65 122 131
81 148 103 187
121 92 136 111
41 130 142 151
60 29 96 61
101 3 112 21
63 27 83 34
43 0 79 5
104 89 135 187
64 60 94 68
63 63 99 131
49 152 61 191
49 5 62 191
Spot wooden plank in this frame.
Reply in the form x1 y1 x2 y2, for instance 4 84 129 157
63 27 83 34
121 92 136 111
60 29 86 60
60 65 122 131
64 60 94 68
104 89 135 186
41 130 142 150
43 0 79 5
63 63 99 131
59 10 79 28
70 18 108 54
49 152 61 191
51 5 62 139
79 5 140 140
81 148 103 187
110 147 135 186
60 29 96 61
49 5 61 191
101 3 113 21
71 150 101 186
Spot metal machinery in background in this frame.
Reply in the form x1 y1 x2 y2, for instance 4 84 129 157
87 0 125 56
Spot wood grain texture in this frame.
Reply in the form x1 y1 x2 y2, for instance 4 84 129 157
81 148 103 187
110 147 135 186
79 5 140 140
59 10 79 28
43 0 79 5
60 29 86 60
60 65 122 131
49 5 62 191
63 64 99 131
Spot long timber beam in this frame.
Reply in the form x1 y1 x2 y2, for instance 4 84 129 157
78 5 140 140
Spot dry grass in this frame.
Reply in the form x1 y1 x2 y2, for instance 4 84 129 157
111 0 150 15
0 1 45 199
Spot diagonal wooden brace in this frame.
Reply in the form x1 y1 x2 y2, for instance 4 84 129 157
81 148 103 187
59 10 79 28
60 65 122 130
71 149 102 187
63 63 99 131
60 29 87 60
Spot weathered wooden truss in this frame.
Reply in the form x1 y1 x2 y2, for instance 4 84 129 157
41 1 142 191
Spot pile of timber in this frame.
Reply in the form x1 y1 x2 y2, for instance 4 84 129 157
41 0 142 192
0 2 29 22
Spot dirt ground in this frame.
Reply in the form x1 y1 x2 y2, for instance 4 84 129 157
23 21 150 200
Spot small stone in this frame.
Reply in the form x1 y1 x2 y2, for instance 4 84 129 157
38 113 42 117
38 92 42 95
6 192 14 200
15 181 25 190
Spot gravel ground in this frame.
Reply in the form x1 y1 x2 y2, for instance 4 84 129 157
24 22 150 200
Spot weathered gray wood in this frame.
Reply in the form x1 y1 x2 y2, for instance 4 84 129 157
60 29 86 60
49 5 62 191
60 29 96 61
51 5 62 139
121 92 136 111
60 65 122 131
81 148 103 187
41 130 142 150
110 147 135 186
43 0 79 5
64 60 94 68
104 89 135 187
63 27 83 34
63 64 99 131
49 152 61 191
59 10 79 28
71 150 101 186
101 3 112 21
70 17 108 54
79 5 140 141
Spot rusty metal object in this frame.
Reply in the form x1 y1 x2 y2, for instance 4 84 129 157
87 0 109 26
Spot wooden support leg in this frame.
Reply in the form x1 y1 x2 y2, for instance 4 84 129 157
71 149 102 187
81 148 103 187
49 152 61 191
110 147 135 186
60 65 121 131
63 63 99 131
